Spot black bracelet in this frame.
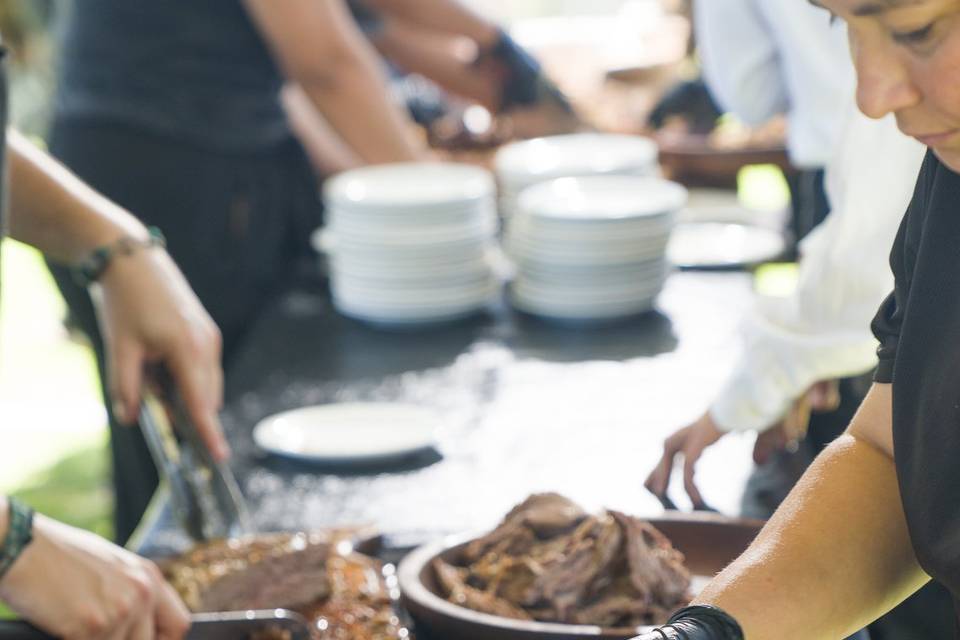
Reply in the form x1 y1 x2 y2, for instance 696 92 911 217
665 605 745 640
72 226 166 287
0 497 34 582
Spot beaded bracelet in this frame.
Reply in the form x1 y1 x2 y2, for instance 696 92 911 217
72 226 166 287
0 497 34 582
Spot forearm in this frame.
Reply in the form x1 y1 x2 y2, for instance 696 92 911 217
282 84 363 175
6 131 147 264
697 434 926 638
362 0 498 46
372 21 498 109
298 54 422 164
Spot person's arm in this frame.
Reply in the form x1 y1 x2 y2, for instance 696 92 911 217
710 111 926 433
693 0 788 125
243 0 423 165
0 495 191 640
6 131 228 460
369 18 500 111
690 384 928 639
359 0 498 46
645 109 926 505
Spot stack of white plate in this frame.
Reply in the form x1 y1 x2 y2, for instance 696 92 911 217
321 163 499 326
506 175 687 322
494 133 659 217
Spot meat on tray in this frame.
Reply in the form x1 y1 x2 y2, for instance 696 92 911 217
163 532 410 640
433 493 691 628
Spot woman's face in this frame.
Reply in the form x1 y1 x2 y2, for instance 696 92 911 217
814 0 960 170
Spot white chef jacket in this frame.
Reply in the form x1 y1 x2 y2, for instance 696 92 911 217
694 0 854 168
710 108 926 433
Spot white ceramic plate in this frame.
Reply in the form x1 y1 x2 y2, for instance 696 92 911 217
517 175 687 222
324 163 495 211
253 403 441 463
667 222 786 269
494 133 658 183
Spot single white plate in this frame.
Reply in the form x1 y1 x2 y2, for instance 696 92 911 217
517 175 687 222
253 403 441 463
324 163 495 211
667 222 787 269
494 133 658 183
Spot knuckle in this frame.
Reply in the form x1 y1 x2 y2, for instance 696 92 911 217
79 609 109 636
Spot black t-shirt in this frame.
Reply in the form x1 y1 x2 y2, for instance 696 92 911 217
872 150 960 607
54 0 290 151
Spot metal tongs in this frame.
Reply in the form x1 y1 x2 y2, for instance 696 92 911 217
139 378 252 542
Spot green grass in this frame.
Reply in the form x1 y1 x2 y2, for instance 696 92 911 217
0 239 111 530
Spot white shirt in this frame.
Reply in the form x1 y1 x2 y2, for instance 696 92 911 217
710 108 926 433
694 0 854 168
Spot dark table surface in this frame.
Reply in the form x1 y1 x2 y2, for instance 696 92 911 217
135 271 757 561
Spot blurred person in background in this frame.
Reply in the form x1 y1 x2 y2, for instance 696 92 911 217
695 0 852 246
46 0 566 543
0 48 217 639
286 0 579 175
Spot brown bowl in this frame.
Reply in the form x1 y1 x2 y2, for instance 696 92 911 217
656 135 792 189
398 512 763 640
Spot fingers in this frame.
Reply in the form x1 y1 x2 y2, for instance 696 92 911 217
166 347 229 461
809 380 841 412
682 443 706 508
163 319 227 461
644 431 685 498
752 426 787 466
153 574 190 640
108 338 145 426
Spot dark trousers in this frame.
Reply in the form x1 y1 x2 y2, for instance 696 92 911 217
46 119 323 543
741 374 956 640
785 168 830 253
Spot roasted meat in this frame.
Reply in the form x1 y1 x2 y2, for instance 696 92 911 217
434 494 691 628
164 532 409 640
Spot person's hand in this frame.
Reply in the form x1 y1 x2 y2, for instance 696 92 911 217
94 246 229 461
752 380 840 465
476 30 575 116
0 514 191 639
644 412 725 509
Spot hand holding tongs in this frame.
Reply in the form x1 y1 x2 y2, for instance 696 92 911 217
139 374 252 542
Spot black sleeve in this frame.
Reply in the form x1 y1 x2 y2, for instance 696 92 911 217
871 290 900 383
871 150 936 383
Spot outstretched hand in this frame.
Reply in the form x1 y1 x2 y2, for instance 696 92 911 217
644 381 841 507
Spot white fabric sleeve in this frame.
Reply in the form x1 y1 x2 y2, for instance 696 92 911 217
693 0 788 125
710 109 926 433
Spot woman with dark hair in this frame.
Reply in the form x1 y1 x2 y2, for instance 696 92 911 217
636 0 960 637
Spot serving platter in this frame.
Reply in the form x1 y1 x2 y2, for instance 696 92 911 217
398 513 763 640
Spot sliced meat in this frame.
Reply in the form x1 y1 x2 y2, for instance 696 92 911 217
165 532 408 640
433 558 533 621
446 495 693 629
571 593 649 627
464 493 586 562
611 511 690 608
165 533 332 612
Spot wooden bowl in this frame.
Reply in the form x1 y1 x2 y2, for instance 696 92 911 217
657 135 792 189
398 513 764 640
